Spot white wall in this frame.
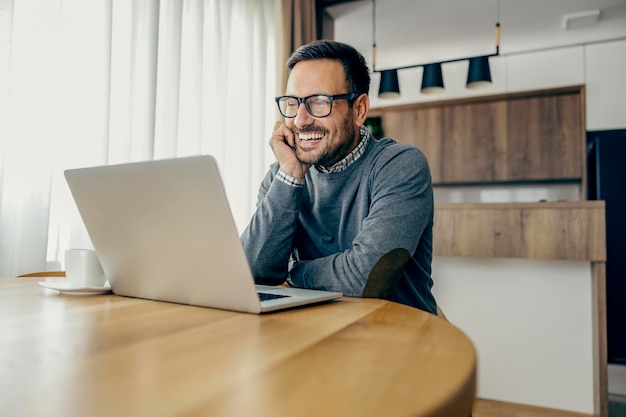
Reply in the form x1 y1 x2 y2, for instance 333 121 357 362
434 183 582 204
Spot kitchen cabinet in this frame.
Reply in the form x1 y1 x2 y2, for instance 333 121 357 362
441 100 507 183
433 201 605 261
432 201 607 416
585 39 626 130
371 87 584 185
506 92 582 181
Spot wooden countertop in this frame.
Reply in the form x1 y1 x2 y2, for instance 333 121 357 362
433 201 606 261
0 278 477 417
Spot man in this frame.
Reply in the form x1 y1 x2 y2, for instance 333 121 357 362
240 40 437 314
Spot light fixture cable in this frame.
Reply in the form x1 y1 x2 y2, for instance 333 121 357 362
372 0 377 71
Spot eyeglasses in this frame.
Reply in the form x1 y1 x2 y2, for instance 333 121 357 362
275 93 358 118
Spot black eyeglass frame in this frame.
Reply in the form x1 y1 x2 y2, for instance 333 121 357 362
274 93 359 118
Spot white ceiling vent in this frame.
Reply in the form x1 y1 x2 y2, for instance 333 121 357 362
562 9 601 30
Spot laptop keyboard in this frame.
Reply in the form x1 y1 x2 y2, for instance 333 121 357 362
258 292 291 302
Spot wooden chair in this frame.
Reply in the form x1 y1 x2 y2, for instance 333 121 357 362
17 271 66 278
437 305 448 320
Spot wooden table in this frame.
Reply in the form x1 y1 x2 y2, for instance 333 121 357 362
0 278 476 417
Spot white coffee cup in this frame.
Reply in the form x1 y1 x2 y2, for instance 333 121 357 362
65 249 106 288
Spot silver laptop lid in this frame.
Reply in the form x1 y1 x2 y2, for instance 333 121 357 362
65 156 264 313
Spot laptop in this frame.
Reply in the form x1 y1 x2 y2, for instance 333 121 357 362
64 155 342 313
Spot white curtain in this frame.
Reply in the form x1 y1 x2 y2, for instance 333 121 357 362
0 0 282 276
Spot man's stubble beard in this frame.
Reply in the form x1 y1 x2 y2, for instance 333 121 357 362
295 112 358 168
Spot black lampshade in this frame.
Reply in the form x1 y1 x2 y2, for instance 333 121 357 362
466 56 492 89
378 70 400 98
420 63 444 94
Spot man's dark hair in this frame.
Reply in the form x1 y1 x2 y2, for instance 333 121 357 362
286 40 371 97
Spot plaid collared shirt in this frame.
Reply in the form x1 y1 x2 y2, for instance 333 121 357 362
315 125 370 173
276 125 370 186
276 169 305 187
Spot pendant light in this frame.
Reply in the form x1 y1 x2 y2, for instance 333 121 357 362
466 56 492 89
378 70 400 98
420 63 445 94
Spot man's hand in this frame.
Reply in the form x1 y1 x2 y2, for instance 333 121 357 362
269 121 310 179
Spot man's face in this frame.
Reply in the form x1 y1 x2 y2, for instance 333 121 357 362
285 59 361 168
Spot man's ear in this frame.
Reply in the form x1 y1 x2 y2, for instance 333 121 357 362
353 93 370 126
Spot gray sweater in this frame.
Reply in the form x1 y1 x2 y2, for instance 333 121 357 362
241 136 437 314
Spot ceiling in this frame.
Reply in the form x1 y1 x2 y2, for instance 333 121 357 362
324 0 626 70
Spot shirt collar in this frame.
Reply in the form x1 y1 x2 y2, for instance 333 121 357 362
315 125 370 174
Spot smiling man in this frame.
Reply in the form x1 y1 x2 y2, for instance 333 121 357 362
240 40 437 314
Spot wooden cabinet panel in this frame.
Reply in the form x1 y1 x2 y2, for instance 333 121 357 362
441 101 508 183
506 93 582 181
372 87 584 185
433 201 606 261
381 107 443 183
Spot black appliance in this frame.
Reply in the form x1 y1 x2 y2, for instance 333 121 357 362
587 129 626 364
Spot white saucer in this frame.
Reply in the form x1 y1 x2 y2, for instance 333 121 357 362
38 280 112 295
